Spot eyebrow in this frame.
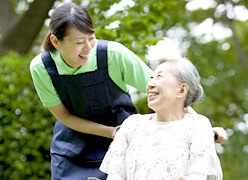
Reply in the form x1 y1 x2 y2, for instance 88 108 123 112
72 34 95 40
72 37 86 40
155 70 166 74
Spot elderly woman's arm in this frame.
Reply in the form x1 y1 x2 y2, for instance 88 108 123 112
178 114 223 180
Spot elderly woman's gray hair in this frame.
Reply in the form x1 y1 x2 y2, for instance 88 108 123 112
155 57 204 107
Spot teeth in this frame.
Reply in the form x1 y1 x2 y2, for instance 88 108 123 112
149 93 158 96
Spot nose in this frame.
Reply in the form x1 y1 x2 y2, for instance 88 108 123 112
148 78 157 87
146 79 156 91
84 40 92 51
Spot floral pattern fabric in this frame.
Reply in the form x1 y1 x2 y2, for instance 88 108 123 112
100 113 223 180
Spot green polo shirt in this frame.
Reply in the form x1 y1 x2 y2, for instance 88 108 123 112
30 40 152 107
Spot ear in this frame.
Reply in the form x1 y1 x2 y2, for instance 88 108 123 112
50 35 60 50
177 83 188 98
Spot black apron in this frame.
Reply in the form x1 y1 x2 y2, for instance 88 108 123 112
41 40 137 180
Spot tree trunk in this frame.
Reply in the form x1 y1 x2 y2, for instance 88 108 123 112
219 0 248 66
0 0 56 55
0 0 19 36
226 18 248 66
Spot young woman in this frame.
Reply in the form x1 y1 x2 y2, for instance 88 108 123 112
30 3 226 180
100 57 223 180
30 3 152 180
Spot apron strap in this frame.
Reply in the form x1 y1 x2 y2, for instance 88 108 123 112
97 40 108 70
41 51 59 77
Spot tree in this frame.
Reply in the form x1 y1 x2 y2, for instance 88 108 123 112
0 0 56 55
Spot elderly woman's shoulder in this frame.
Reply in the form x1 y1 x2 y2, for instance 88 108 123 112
126 113 149 120
189 113 212 126
123 114 150 125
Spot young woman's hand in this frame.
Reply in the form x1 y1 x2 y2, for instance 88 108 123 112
176 177 185 180
111 125 121 139
213 127 227 143
184 106 197 114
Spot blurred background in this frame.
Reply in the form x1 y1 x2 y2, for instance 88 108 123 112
0 0 247 179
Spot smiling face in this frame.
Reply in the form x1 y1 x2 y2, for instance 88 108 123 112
146 62 182 112
51 27 96 68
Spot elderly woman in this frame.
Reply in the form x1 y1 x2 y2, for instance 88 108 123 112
100 57 223 180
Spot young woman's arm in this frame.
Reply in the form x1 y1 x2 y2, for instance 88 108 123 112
48 103 118 139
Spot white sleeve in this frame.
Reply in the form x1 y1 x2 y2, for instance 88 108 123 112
177 174 206 180
180 114 223 180
106 175 125 180
100 114 141 179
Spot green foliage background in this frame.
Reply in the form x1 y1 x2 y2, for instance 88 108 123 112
1 0 248 179
0 53 53 179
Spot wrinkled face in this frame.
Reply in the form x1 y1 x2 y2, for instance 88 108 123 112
146 62 180 111
56 27 96 68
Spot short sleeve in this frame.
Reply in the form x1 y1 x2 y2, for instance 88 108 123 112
179 114 223 180
30 53 61 107
100 114 142 178
107 41 152 93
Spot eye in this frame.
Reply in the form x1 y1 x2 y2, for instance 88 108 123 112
89 35 95 40
157 74 163 79
76 42 84 44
